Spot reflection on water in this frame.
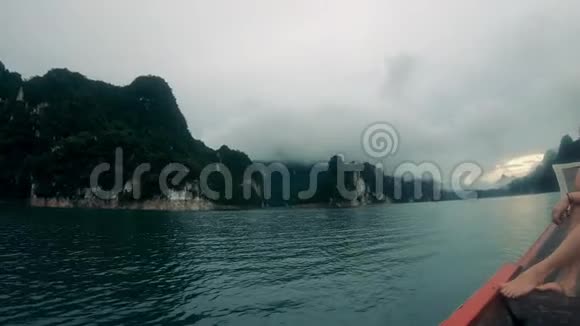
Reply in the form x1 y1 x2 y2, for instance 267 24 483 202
0 193 558 325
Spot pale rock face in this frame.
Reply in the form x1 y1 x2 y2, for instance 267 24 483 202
334 166 387 207
32 102 48 115
355 176 366 197
165 188 193 201
336 170 369 207
123 181 133 193
164 182 202 201
29 181 219 211
16 87 24 102
30 195 217 211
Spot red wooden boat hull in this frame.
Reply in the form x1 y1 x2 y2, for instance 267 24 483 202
441 224 558 326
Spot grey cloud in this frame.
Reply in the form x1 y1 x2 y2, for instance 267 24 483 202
1 0 579 178
382 54 417 99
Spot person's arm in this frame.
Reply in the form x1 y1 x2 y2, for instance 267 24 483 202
552 191 580 225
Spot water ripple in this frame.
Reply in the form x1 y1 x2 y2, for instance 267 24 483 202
0 195 558 325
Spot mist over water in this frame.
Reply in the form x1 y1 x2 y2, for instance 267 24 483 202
0 194 557 325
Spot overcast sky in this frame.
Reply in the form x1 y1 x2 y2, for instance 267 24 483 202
1 0 580 179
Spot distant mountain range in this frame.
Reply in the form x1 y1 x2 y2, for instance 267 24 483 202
495 174 517 189
1 61 449 209
478 134 580 198
0 60 576 209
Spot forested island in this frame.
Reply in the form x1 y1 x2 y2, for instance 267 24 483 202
0 61 262 209
0 61 577 210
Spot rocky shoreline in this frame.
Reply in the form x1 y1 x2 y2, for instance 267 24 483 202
27 195 389 212
29 196 229 211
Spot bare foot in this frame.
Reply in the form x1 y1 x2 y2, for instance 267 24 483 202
500 264 551 299
536 266 577 297
536 282 576 296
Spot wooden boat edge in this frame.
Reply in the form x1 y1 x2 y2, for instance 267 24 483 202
440 223 559 326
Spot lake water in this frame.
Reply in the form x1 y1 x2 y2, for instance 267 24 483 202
0 193 559 325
